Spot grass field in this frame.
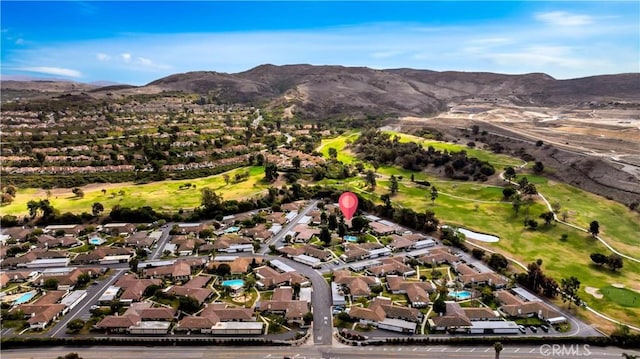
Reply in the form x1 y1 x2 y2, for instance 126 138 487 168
317 132 640 329
2 166 268 215
601 286 640 308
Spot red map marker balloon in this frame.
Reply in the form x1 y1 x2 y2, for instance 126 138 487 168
339 192 358 220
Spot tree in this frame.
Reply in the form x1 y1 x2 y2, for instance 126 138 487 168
178 296 201 314
471 248 485 260
503 167 516 182
216 263 231 277
533 161 544 174
43 278 59 290
292 282 301 299
388 175 399 195
292 156 301 169
502 187 516 199
512 194 523 215
590 253 608 266
303 311 313 325
560 276 581 309
526 219 538 230
92 202 104 217
264 162 278 182
541 276 559 298
364 170 376 189
1 193 14 204
607 254 623 271
328 213 338 231
222 173 230 185
539 211 554 226
433 298 446 315
4 185 16 197
201 187 223 210
589 220 600 237
525 262 544 293
129 257 139 273
351 216 369 233
319 226 332 246
328 147 338 160
494 342 503 359
72 187 84 198
77 273 91 286
430 186 438 205
487 253 508 271
66 319 85 333
522 183 537 196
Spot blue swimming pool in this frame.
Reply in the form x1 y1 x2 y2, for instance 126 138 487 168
14 291 36 305
222 279 245 287
344 235 358 242
89 237 104 245
224 226 240 233
448 290 472 300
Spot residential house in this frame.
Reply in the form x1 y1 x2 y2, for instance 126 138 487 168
385 275 435 308
256 287 310 325
101 223 137 237
367 257 416 277
333 270 381 299
429 301 473 332
254 265 309 289
115 275 162 303
347 297 422 334
417 248 460 266
143 261 192 281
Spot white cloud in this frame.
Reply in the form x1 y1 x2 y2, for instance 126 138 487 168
121 53 131 62
535 11 593 26
96 53 110 61
15 38 24 45
18 66 82 78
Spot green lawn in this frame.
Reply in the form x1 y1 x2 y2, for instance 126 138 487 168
2 166 268 215
600 286 640 308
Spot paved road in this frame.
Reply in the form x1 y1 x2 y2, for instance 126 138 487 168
268 255 333 346
149 223 174 260
3 345 638 359
48 268 126 337
260 199 319 254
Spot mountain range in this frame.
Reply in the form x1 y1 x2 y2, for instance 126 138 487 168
3 64 639 118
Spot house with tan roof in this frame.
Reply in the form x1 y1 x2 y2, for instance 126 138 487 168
115 275 162 303
367 257 416 277
166 285 213 305
333 270 381 299
254 265 309 289
143 261 191 281
495 289 566 324
256 287 310 325
429 301 473 332
96 302 175 334
418 248 460 266
347 297 422 334
175 302 261 335
385 275 435 308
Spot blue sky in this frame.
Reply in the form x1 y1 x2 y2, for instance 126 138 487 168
1 1 638 85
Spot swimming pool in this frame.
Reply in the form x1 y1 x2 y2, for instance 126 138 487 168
89 237 105 245
448 290 472 300
222 279 245 287
224 226 240 233
344 235 358 242
14 291 36 305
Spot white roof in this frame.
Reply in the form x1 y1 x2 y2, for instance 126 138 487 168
294 254 321 265
270 259 295 273
470 321 519 329
177 223 200 228
102 223 131 228
378 220 396 227
379 318 417 330
42 267 75 275
285 211 298 221
212 322 263 330
365 215 381 221
269 225 283 234
28 258 69 265
131 321 171 329
60 290 87 306
298 215 312 224
512 287 541 302
213 256 239 262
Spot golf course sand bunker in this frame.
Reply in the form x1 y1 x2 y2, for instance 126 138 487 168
585 287 603 299
458 228 499 243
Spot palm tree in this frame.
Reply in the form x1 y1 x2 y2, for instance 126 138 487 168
494 342 503 359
